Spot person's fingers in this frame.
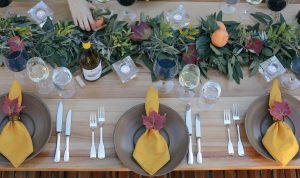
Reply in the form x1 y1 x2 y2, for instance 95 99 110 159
86 1 96 10
82 16 91 31
87 13 96 30
78 17 86 31
72 15 78 26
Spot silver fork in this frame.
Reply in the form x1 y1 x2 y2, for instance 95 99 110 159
89 113 97 159
98 107 106 159
233 104 245 156
224 110 234 155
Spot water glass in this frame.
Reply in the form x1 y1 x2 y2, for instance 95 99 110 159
27 57 54 94
279 56 300 90
153 59 178 94
290 56 300 76
52 67 76 98
177 64 200 100
199 80 222 110
4 50 29 83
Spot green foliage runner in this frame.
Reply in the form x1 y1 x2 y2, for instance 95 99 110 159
0 10 299 84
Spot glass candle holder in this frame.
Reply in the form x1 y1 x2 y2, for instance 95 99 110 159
27 1 54 28
164 5 191 30
112 56 139 83
258 56 286 82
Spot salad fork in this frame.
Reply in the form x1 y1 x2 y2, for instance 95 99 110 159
89 113 97 159
224 110 234 155
233 104 245 156
97 107 106 159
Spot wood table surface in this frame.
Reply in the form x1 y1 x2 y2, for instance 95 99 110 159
0 0 300 171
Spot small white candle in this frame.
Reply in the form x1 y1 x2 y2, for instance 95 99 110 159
36 9 46 19
173 14 183 21
120 64 130 74
267 65 277 74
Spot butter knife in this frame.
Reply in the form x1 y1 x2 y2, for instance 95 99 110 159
64 109 72 162
54 101 63 162
185 104 193 165
196 113 202 164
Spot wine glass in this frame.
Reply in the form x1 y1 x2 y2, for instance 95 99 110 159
267 0 287 22
153 58 178 94
199 80 222 110
3 50 29 84
177 64 200 100
0 0 11 7
220 0 240 14
52 67 76 98
27 57 54 94
117 0 137 24
239 0 263 20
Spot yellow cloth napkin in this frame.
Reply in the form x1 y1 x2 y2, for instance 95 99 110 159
0 80 33 167
262 79 299 166
133 85 170 175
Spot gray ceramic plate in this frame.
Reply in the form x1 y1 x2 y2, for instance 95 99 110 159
114 104 189 176
245 93 300 161
0 92 52 165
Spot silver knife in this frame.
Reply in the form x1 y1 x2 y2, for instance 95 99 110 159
185 104 193 165
64 110 72 162
54 101 63 162
196 113 202 164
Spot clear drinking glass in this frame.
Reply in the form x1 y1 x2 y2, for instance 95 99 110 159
220 0 240 14
3 50 29 83
27 57 54 94
52 67 76 98
199 80 222 110
178 64 200 100
279 56 300 90
153 59 178 94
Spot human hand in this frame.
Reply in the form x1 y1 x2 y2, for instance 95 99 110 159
68 0 96 31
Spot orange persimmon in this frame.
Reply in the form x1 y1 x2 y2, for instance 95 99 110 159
211 29 229 48
95 16 105 29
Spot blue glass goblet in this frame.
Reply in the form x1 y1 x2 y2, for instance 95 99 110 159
153 58 178 94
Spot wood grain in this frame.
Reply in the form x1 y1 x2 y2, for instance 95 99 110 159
0 67 299 171
0 0 299 172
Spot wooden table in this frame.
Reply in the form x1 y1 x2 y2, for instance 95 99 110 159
1 0 300 171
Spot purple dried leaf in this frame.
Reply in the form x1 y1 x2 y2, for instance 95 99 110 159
130 22 153 42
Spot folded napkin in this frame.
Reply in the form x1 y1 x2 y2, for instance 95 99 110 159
133 85 170 175
0 80 33 167
262 79 299 166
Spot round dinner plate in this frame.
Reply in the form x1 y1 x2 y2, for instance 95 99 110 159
114 104 189 176
0 92 52 165
245 93 300 161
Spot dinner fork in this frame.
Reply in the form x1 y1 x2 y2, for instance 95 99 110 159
97 107 106 159
89 113 97 159
224 110 234 155
233 104 245 156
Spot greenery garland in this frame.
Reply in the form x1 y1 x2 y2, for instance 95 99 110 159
0 10 299 84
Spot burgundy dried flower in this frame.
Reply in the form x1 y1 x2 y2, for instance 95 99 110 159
269 100 292 121
8 36 24 53
182 44 199 64
130 22 152 42
2 97 24 118
142 111 167 130
245 37 263 56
